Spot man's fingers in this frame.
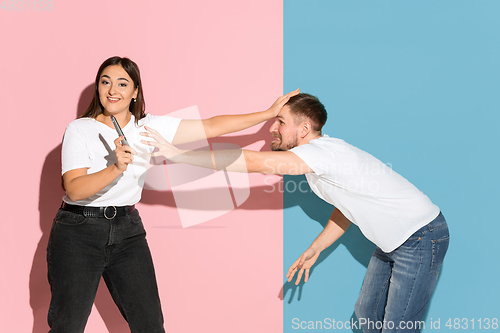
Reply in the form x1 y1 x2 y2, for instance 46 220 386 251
286 271 295 282
286 265 296 277
287 270 297 283
144 125 158 134
304 269 310 283
295 268 304 285
286 262 297 277
298 252 310 266
286 266 298 282
142 128 168 144
141 139 160 148
286 266 293 278
143 126 163 140
141 131 158 140
286 257 302 276
149 151 162 157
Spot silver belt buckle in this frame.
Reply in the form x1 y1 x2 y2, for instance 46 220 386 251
104 206 117 220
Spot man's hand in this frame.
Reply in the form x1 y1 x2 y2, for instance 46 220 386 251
286 246 321 285
267 88 300 117
141 126 183 160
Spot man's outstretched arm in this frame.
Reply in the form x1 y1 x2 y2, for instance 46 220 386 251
141 126 313 176
286 209 352 285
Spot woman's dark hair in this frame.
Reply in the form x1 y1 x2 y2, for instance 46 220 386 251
80 56 145 123
285 93 327 132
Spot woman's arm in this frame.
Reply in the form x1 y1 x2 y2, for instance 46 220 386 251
63 136 135 202
171 89 299 145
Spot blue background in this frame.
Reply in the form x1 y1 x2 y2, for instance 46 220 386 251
282 0 500 331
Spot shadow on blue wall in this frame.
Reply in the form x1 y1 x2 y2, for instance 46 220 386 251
280 175 375 333
279 175 446 333
281 175 376 302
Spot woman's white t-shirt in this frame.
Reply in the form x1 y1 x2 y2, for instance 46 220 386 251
61 114 181 207
290 135 440 252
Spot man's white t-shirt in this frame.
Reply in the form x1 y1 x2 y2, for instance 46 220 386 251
61 114 181 207
290 135 440 252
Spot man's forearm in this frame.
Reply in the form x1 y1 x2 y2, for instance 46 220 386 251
310 209 352 252
170 148 313 175
171 147 250 173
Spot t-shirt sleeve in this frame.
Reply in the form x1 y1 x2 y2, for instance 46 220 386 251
61 122 92 175
289 141 333 177
144 114 182 143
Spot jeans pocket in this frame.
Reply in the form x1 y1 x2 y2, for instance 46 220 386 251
398 236 422 251
123 210 146 240
54 210 87 226
129 210 143 225
430 235 449 276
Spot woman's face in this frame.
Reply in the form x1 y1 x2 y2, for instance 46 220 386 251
98 65 138 116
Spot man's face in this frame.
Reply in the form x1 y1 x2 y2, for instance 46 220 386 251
270 106 300 151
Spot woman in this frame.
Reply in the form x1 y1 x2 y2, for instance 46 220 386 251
47 55 298 332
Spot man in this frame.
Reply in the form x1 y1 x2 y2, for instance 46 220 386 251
141 93 450 333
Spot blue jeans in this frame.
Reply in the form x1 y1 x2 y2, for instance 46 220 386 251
355 212 449 333
47 208 165 333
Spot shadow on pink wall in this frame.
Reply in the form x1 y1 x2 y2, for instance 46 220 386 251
28 84 281 332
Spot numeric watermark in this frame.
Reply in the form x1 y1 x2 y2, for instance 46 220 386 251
1 0 53 11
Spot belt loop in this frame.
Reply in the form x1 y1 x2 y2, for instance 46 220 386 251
428 218 435 232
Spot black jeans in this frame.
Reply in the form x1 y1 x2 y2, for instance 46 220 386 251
47 208 165 333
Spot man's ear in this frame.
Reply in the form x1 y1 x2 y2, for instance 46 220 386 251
300 121 311 138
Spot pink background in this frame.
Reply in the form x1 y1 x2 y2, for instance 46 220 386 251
0 1 283 332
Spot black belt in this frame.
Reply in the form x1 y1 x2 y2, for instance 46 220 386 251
61 202 135 220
